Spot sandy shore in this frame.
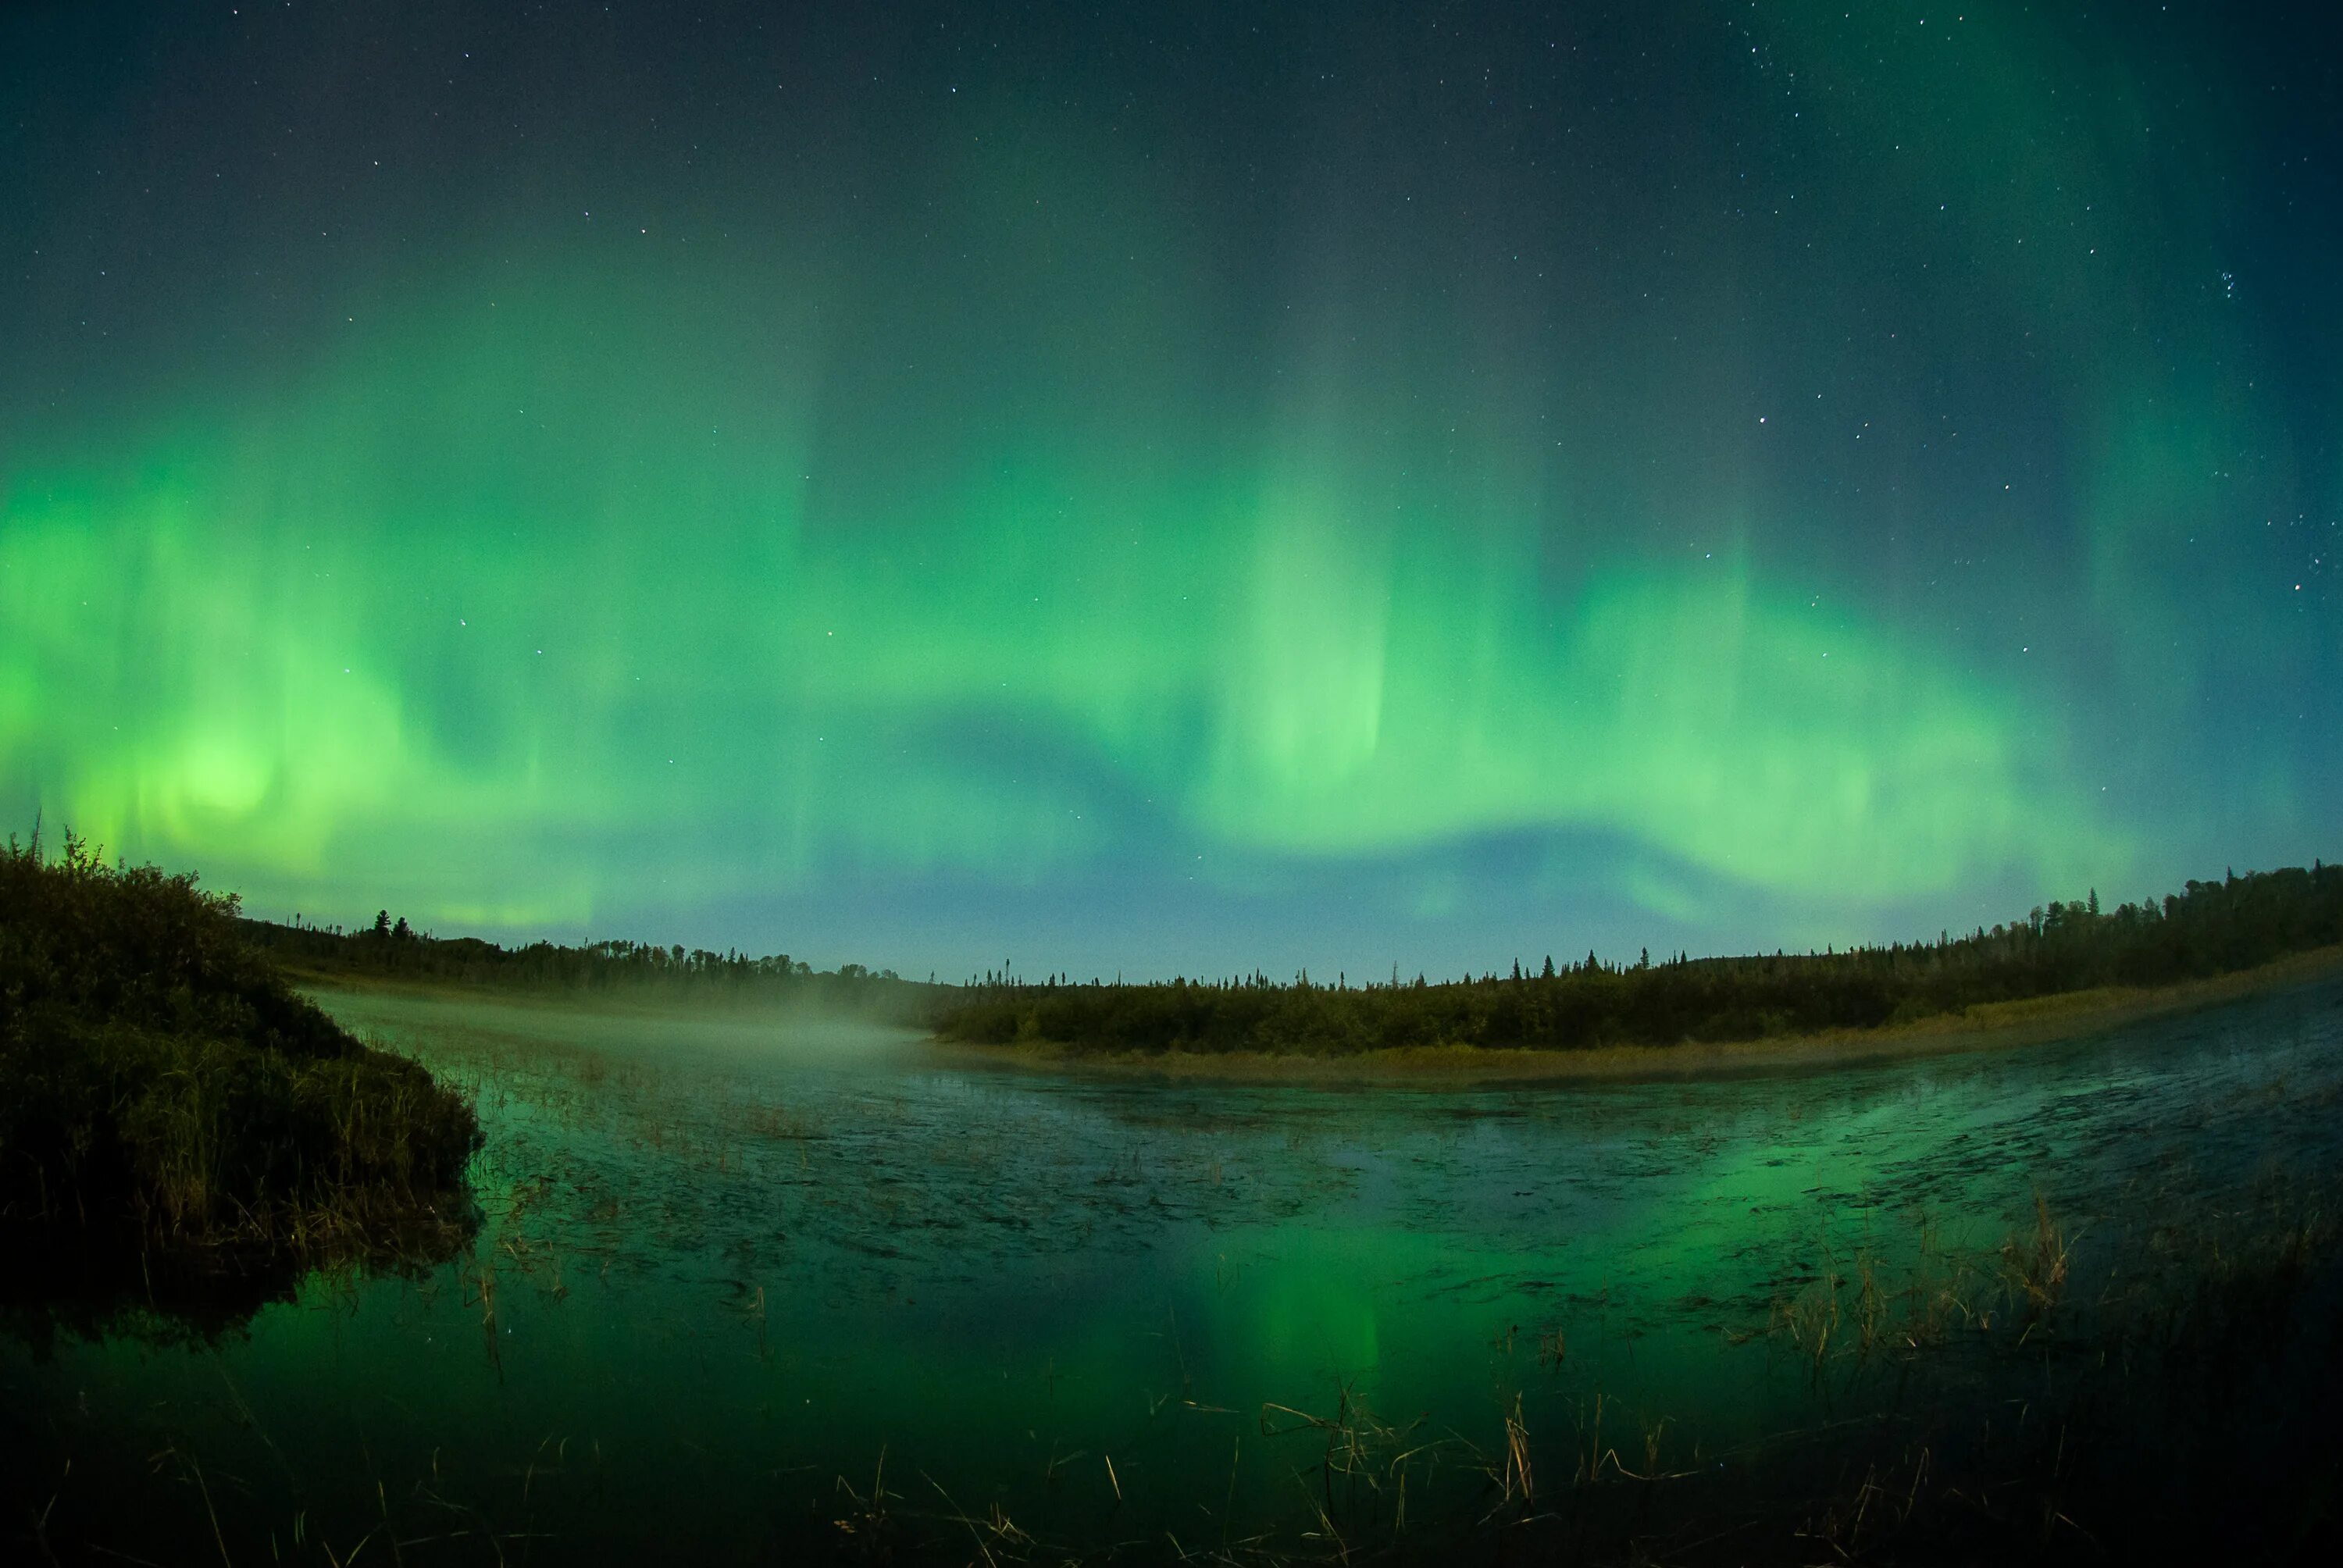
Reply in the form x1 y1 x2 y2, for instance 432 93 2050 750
922 943 2343 1085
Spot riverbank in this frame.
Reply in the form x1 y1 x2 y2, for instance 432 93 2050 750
274 957 940 1034
0 836 481 1278
13 915 2343 1566
927 940 2343 1083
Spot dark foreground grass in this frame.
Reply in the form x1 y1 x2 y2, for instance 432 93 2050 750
0 829 481 1300
4 1173 2338 1563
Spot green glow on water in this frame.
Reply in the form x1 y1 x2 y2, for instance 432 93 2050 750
9 983 2341 1559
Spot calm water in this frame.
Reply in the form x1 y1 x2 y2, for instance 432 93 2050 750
8 978 2342 1561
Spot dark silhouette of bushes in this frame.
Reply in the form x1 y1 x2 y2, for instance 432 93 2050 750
245 913 940 1018
936 861 2343 1057
0 829 480 1256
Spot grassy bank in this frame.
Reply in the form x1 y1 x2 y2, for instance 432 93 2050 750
935 858 2343 1066
0 830 480 1268
937 943 2343 1082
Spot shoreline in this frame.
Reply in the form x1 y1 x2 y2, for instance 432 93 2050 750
922 943 2343 1085
280 962 928 1025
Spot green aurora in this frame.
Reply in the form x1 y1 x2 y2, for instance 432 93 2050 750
2 0 2337 975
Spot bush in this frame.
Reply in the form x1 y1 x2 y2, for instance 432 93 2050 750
0 828 480 1253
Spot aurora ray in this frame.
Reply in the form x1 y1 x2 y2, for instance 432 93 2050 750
3 0 2336 977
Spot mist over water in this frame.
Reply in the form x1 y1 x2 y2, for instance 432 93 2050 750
6 978 2341 1559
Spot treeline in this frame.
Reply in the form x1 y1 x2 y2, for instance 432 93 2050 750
244 911 945 1018
935 861 2343 1056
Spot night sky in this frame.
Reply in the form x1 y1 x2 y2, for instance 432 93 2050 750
3 1 2338 979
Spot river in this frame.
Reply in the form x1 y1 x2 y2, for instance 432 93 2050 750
6 975 2341 1562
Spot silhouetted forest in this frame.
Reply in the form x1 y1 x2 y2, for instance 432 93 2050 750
936 862 2343 1055
244 912 944 1017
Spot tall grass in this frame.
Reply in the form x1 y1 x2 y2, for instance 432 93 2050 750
0 828 481 1269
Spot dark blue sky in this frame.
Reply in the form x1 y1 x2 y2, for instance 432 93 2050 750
3 1 2338 978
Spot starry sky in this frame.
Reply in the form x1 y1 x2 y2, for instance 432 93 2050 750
2 0 2338 979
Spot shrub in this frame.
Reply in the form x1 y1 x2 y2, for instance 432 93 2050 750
0 828 480 1253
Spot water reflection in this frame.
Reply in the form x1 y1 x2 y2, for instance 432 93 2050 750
3 978 2338 1561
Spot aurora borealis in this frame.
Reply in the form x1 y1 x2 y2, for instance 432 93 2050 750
3 1 2337 978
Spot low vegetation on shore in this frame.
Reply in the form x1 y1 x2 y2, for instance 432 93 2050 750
0 829 480 1267
936 860 2343 1056
245 910 944 1017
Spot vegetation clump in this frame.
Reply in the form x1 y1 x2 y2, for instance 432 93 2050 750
936 860 2343 1055
0 829 480 1259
